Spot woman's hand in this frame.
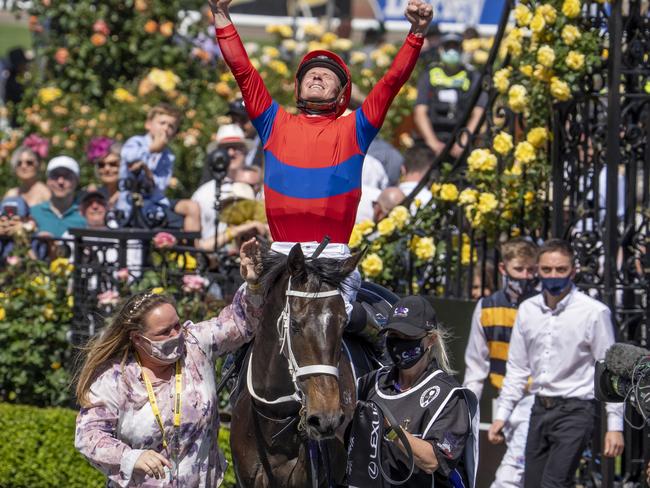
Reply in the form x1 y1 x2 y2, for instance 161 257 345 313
240 237 262 284
133 450 172 480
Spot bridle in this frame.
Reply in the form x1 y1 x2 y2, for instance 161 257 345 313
247 276 342 407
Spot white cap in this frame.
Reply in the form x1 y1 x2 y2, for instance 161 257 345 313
47 156 80 177
220 182 255 203
215 124 253 149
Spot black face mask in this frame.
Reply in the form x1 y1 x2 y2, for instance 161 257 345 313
386 336 426 370
504 275 539 303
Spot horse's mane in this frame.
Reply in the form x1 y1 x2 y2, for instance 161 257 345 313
259 243 353 297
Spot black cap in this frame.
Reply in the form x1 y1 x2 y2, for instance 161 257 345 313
79 191 107 211
381 296 437 338
227 99 248 119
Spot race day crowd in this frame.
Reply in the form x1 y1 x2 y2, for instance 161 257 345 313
0 0 639 487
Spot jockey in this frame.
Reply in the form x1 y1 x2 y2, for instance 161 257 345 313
209 0 432 311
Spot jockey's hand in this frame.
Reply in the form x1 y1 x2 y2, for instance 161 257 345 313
207 0 232 15
240 237 262 285
404 0 433 36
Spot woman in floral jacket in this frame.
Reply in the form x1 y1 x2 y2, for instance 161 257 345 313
75 238 263 487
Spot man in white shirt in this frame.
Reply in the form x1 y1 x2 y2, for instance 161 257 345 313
488 239 624 488
398 145 434 206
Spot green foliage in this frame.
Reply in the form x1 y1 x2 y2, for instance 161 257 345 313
0 403 237 488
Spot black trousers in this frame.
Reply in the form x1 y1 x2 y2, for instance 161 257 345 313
523 396 596 488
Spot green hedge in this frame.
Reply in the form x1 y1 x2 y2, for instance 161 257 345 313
0 403 236 488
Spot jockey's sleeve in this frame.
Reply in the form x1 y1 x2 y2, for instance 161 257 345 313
357 33 423 148
216 24 273 120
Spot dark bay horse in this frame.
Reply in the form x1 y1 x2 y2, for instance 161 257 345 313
230 243 362 487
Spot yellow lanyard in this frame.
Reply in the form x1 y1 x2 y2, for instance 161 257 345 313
135 353 182 449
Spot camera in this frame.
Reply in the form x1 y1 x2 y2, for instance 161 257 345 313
1 204 18 218
207 147 231 180
595 343 650 422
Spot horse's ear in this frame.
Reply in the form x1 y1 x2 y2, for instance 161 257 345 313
287 243 306 277
339 249 365 276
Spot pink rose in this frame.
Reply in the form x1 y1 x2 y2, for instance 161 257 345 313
116 268 129 282
182 274 208 293
93 19 111 36
153 232 177 249
6 256 20 267
22 134 49 159
97 290 120 306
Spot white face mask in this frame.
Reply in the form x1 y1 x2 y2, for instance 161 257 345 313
136 331 184 364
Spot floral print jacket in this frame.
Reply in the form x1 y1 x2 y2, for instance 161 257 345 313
75 284 263 487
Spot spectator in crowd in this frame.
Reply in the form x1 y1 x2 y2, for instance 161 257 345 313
1 47 30 127
420 23 442 65
359 22 387 69
116 103 200 232
85 137 122 209
31 156 86 237
367 136 405 187
5 146 51 207
414 33 485 159
470 260 495 301
0 196 34 260
74 239 263 487
350 296 478 487
399 145 435 206
80 191 108 229
227 99 264 167
373 186 405 223
198 182 268 252
190 5 222 66
234 166 262 196
488 239 624 488
464 238 538 488
193 124 251 239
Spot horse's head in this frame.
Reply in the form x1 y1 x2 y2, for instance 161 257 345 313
276 243 361 440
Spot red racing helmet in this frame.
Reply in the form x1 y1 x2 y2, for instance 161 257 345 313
295 50 351 118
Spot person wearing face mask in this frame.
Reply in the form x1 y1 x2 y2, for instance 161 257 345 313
463 238 538 488
74 238 263 487
353 296 478 487
488 239 624 488
413 32 486 159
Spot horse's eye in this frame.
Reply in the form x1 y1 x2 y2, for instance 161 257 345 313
290 319 301 334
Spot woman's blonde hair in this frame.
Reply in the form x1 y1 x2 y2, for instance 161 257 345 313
75 291 175 407
427 326 455 374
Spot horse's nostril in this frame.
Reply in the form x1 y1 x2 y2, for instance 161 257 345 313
307 415 321 429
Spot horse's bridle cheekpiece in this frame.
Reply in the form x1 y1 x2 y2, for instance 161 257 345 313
247 276 342 407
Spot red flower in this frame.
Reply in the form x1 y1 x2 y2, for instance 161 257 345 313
93 19 111 36
54 47 69 65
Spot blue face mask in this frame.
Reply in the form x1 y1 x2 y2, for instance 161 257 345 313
541 276 572 296
441 49 461 66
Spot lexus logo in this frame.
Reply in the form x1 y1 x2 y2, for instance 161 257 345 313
368 461 378 479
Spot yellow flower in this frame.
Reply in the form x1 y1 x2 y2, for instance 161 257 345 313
524 191 536 206
303 23 325 38
269 60 289 76
51 361 61 370
348 228 363 248
508 84 528 113
461 243 473 265
529 13 545 33
356 219 375 236
458 188 479 205
537 4 557 24
493 67 511 94
332 38 353 51
215 81 232 98
177 252 197 271
361 253 383 277
514 4 533 26
561 25 581 45
477 192 499 214
0 307 5 321
504 28 523 57
113 88 136 103
277 24 293 38
350 51 368 65
44 304 55 320
537 45 556 68
472 50 489 65
468 148 498 172
519 64 533 77
430 182 441 196
533 64 553 82
307 41 327 52
50 257 73 275
411 236 436 261
440 183 459 202
509 161 523 176
566 50 585 71
562 0 582 18
151 287 165 294
377 217 396 236
67 295 74 308
493 132 514 155
38 87 63 104
147 68 180 92
389 205 410 229
262 46 280 59
515 141 536 164
550 77 572 101
320 32 338 45
527 127 549 148
281 39 297 52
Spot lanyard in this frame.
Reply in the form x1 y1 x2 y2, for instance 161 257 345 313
135 352 182 449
